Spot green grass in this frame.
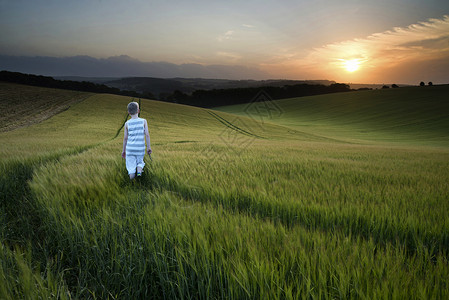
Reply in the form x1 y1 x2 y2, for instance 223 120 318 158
1 83 448 299
216 85 449 146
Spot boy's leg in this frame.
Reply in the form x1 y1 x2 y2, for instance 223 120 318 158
126 155 137 180
136 155 145 177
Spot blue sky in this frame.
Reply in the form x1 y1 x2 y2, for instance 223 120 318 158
1 0 448 83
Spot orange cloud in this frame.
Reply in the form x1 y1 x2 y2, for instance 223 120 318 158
265 16 449 83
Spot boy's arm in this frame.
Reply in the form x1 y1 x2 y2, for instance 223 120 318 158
144 119 152 155
122 123 128 158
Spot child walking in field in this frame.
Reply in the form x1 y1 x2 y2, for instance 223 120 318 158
122 102 152 180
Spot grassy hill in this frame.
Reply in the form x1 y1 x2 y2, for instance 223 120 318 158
0 82 91 132
1 83 448 299
216 85 449 146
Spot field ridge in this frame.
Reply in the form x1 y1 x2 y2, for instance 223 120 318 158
207 110 266 139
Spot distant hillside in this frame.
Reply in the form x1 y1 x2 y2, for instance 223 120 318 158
1 71 348 107
170 83 351 107
54 76 120 84
349 83 413 90
104 77 186 99
63 76 336 100
0 70 146 98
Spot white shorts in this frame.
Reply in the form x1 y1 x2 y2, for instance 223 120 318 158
126 155 145 174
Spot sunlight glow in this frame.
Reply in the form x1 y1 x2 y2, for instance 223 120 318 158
343 59 360 72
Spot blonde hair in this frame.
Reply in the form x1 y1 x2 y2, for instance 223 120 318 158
127 102 139 115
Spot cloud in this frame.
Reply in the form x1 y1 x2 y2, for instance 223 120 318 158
216 51 242 62
304 15 449 81
217 30 234 42
265 15 449 83
242 24 255 28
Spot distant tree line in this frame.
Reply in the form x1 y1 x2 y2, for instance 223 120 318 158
0 70 153 98
165 83 351 107
1 70 352 108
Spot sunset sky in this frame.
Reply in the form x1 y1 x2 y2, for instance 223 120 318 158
1 0 449 83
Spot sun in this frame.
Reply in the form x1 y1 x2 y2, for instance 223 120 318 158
343 59 360 72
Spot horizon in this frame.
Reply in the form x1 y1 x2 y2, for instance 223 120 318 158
1 1 449 84
2 66 426 87
0 55 444 86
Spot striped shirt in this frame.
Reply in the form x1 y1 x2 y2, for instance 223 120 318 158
126 118 146 156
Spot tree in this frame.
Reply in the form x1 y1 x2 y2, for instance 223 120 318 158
391 84 399 88
168 90 188 103
382 85 389 89
420 81 425 86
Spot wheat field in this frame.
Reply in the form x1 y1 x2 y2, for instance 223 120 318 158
1 83 448 299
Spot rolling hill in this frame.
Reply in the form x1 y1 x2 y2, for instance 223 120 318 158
0 82 91 132
216 84 449 146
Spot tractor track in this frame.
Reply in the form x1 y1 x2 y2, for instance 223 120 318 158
206 110 265 139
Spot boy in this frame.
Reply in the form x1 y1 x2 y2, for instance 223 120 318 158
121 102 152 180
